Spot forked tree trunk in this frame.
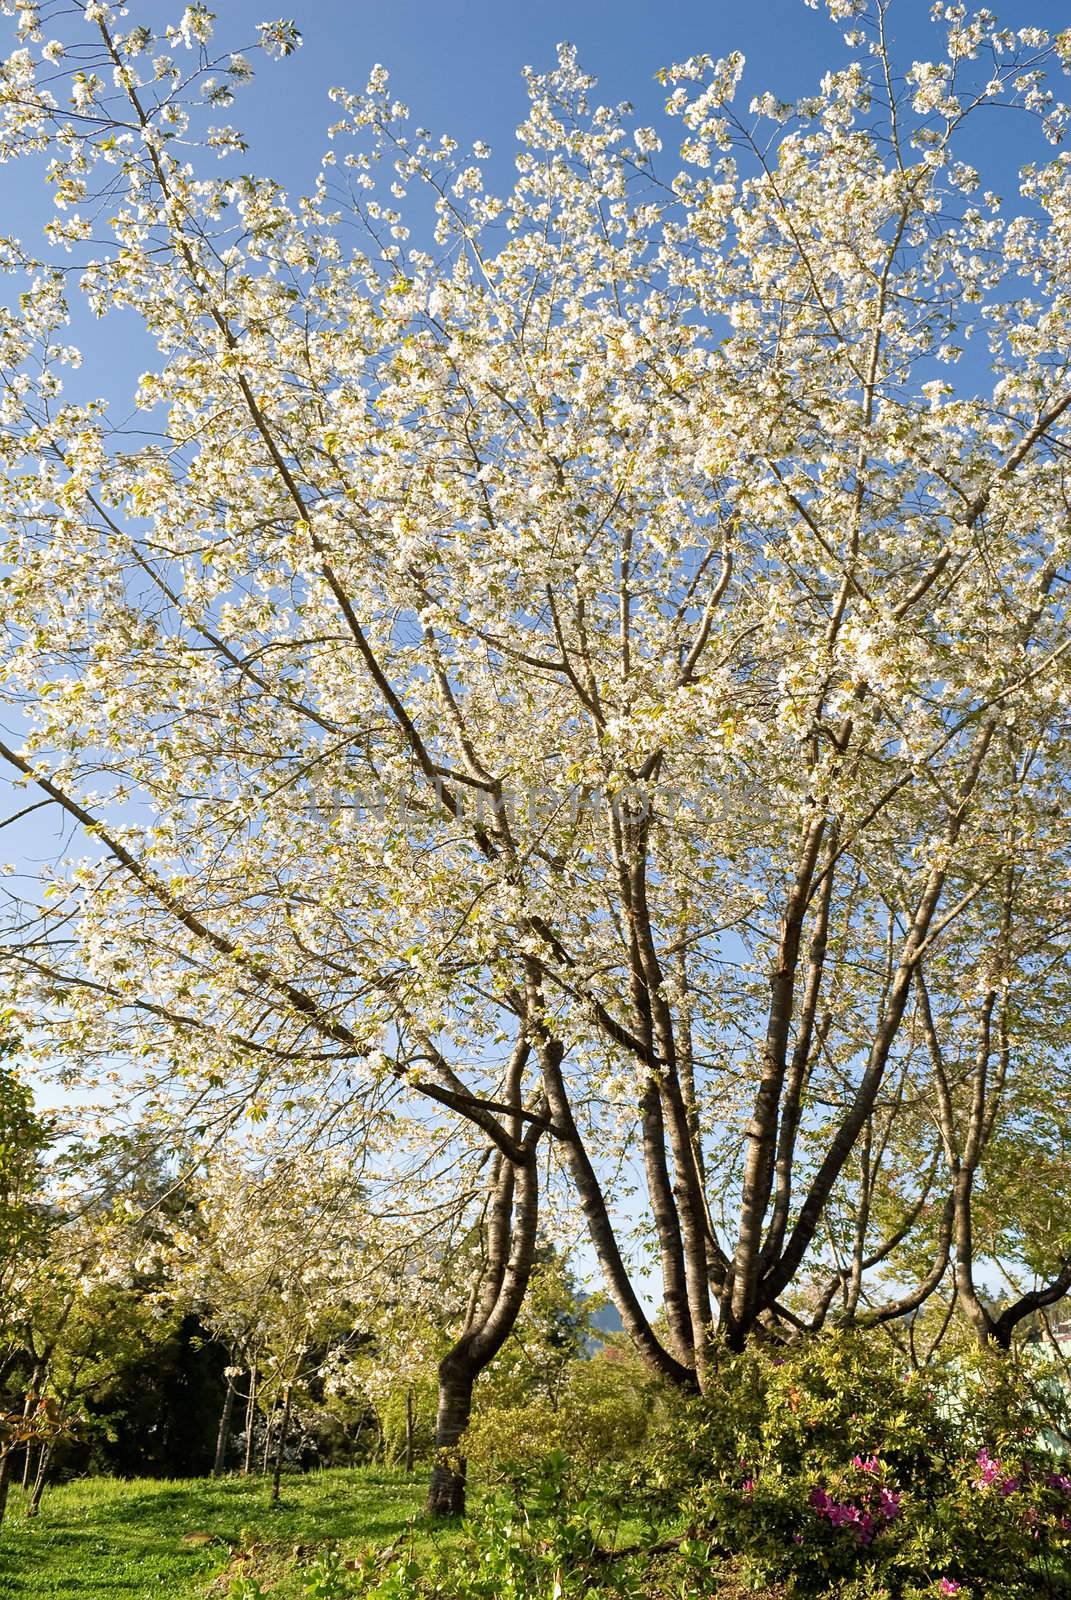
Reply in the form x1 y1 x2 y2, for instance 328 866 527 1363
426 1064 545 1518
213 1370 236 1476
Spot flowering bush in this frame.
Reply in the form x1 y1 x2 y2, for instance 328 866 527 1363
634 1333 1071 1598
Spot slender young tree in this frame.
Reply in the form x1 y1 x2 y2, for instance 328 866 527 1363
0 1044 51 1528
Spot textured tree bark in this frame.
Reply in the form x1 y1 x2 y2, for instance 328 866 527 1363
640 1076 694 1362
761 836 837 1272
610 802 701 1371
213 1369 236 1477
426 1103 544 1517
625 829 716 1378
728 816 826 1339
540 1042 696 1389
426 1355 475 1517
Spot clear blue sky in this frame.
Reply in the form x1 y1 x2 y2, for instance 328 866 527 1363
209 0 1071 197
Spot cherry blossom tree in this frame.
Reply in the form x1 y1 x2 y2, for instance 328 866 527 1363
2 0 1071 1514
159 1144 393 1493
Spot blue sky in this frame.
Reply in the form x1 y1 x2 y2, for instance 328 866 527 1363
4 0 1068 379
191 0 1071 198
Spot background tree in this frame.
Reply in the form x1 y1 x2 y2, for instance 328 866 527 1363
159 1144 386 1496
0 1040 51 1526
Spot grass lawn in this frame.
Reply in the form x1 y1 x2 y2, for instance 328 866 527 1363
0 1467 431 1600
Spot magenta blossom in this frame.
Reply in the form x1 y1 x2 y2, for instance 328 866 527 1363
810 1465 902 1542
938 1582 962 1597
877 1487 902 1521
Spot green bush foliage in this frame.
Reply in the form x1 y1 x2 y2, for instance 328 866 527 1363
466 1349 658 1479
631 1333 1071 1598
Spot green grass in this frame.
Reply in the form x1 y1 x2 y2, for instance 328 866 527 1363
0 1467 430 1600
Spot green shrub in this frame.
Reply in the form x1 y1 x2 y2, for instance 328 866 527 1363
635 1333 1071 1598
466 1349 658 1480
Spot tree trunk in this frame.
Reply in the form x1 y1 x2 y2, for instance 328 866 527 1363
426 1355 474 1518
539 1043 695 1389
270 1384 293 1504
426 1102 550 1517
26 1444 51 1518
213 1370 236 1477
0 1448 11 1531
404 1386 415 1474
242 1365 257 1475
261 1394 276 1475
18 1368 40 1491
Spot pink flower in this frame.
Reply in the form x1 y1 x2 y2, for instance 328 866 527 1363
741 1478 755 1497
974 1448 1002 1488
810 1484 895 1545
938 1582 962 1597
852 1453 880 1473
877 1487 902 1521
